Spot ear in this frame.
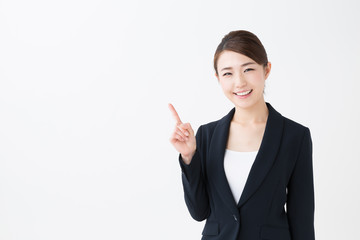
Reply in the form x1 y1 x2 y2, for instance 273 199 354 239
215 72 220 82
264 62 272 80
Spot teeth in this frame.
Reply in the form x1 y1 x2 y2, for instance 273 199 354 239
235 90 252 96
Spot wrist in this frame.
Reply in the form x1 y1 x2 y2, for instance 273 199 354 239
181 150 196 165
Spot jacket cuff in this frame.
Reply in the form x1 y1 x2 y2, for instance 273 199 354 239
178 148 201 182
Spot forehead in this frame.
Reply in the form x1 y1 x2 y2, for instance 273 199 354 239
217 51 256 69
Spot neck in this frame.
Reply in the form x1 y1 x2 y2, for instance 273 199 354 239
232 100 269 124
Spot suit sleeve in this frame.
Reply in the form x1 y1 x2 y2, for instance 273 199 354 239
287 127 315 240
178 125 210 221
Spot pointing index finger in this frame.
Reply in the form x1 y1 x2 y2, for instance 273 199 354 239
168 103 182 124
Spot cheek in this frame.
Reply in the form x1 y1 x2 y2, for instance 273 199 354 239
219 81 232 92
221 84 231 94
250 73 265 85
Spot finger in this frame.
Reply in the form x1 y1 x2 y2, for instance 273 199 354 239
186 123 194 135
175 128 189 139
179 123 194 136
174 125 188 138
176 134 186 142
177 125 190 136
171 132 185 142
171 129 187 140
168 103 182 124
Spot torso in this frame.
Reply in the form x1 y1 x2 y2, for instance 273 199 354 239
226 120 266 152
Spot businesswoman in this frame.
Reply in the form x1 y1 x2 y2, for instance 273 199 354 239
168 30 315 240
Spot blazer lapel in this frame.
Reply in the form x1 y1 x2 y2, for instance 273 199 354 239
237 102 284 207
207 107 238 213
206 102 284 213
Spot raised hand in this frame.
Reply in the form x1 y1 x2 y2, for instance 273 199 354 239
168 103 196 164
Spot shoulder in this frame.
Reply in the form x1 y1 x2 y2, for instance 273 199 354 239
197 103 311 139
197 118 222 137
266 102 310 135
283 115 309 131
282 108 310 128
201 119 221 131
197 108 233 134
199 107 235 132
281 114 311 143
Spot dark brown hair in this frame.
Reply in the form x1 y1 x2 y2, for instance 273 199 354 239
214 30 268 75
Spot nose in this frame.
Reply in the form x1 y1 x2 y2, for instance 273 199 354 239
234 73 246 87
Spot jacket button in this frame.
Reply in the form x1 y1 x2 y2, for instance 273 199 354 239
233 214 238 222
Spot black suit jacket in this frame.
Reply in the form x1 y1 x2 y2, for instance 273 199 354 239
179 102 315 240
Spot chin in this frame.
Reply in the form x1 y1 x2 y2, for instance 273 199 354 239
234 103 254 109
232 98 263 109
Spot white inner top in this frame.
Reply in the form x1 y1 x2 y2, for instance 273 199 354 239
224 149 258 203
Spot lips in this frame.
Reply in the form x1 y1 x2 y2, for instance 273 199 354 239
234 89 253 96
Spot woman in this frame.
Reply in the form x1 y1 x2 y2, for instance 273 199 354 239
168 30 315 240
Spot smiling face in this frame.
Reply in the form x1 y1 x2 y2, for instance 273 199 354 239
216 50 271 110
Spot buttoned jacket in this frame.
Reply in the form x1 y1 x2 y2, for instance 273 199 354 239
179 102 315 240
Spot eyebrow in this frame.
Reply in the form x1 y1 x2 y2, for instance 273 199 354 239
220 62 256 72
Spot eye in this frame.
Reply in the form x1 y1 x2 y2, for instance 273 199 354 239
222 72 232 76
244 68 254 73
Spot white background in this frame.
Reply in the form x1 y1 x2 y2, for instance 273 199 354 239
1 0 359 239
